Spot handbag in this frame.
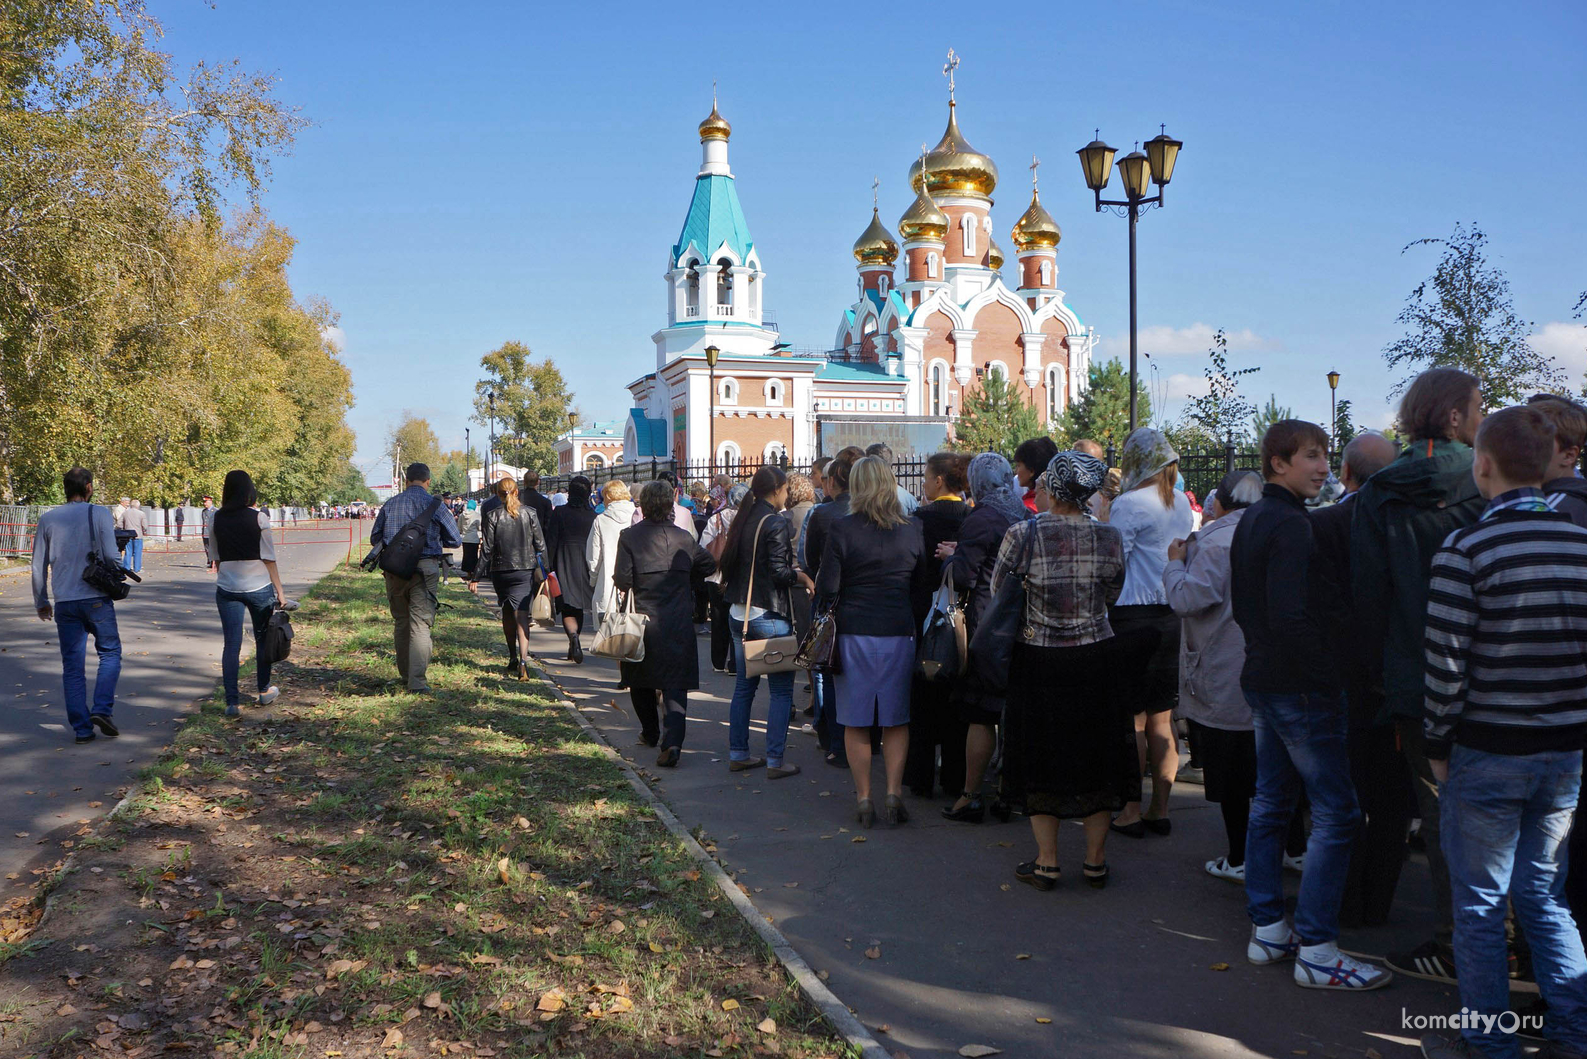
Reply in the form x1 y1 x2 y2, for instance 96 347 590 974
916 565 967 683
82 506 140 601
260 607 294 666
530 578 555 625
590 589 647 662
967 517 1038 696
740 514 801 678
794 604 840 672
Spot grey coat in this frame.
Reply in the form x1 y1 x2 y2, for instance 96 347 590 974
1162 507 1250 731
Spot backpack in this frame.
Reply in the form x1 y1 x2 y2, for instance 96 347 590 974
378 497 443 579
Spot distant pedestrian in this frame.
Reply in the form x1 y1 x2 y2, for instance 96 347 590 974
201 497 216 571
546 476 597 663
31 466 123 743
458 499 481 577
174 503 186 542
119 499 147 575
208 470 290 717
469 476 546 682
370 463 463 694
521 471 555 537
630 470 698 539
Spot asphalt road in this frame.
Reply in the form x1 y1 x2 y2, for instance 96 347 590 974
511 605 1472 1059
0 530 354 896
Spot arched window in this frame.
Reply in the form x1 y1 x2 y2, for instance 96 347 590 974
878 274 890 296
962 215 976 255
717 440 741 470
719 377 738 404
1045 365 1065 423
764 379 784 405
763 440 787 464
716 258 733 308
612 455 625 466
1040 260 1053 286
585 452 606 470
926 252 938 279
856 277 864 298
929 361 949 416
686 264 700 315
985 360 1008 384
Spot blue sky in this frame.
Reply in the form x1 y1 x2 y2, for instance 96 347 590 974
155 0 1586 480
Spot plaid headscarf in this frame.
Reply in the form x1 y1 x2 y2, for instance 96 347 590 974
1040 451 1108 507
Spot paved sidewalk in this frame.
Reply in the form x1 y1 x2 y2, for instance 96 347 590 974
503 607 1466 1059
0 540 350 894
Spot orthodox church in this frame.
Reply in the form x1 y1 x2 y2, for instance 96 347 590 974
597 82 1093 471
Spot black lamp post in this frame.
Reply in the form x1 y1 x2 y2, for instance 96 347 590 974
464 427 471 488
1327 370 1341 456
567 411 578 474
487 390 496 485
705 344 720 478
1077 125 1183 434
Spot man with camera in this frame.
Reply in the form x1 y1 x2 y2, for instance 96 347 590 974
31 467 124 744
369 463 462 695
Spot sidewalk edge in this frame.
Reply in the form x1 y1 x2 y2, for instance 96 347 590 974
530 657 892 1059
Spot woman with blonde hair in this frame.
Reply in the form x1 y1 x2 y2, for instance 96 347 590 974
1106 427 1196 837
816 456 928 826
469 476 547 681
586 479 635 628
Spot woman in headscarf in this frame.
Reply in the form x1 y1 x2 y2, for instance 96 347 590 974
458 499 482 578
545 476 598 664
995 452 1129 889
587 479 636 628
937 452 1028 822
1106 427 1196 838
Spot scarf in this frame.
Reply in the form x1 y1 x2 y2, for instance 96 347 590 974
967 452 1028 524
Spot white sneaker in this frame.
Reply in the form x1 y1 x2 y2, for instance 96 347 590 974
1248 923 1300 965
1283 852 1305 874
257 686 280 705
1205 856 1245 884
1293 943 1393 990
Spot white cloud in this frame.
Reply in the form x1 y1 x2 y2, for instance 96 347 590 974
1162 372 1209 400
1532 321 1587 377
321 325 346 352
1098 322 1280 359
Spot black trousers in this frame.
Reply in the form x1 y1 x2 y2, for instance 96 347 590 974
1342 721 1413 928
903 675 966 796
708 583 734 673
632 688 688 750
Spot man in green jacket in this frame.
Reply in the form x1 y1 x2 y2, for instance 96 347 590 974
1351 367 1484 985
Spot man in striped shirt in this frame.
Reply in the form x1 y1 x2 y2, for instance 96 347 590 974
1420 405 1587 1059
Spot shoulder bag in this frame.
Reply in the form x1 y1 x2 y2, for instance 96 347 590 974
378 497 443 579
81 504 140 601
260 606 294 666
740 514 801 678
590 588 647 662
966 518 1037 696
794 604 840 672
916 565 967 683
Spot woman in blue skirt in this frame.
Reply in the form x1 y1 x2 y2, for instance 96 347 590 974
816 456 928 827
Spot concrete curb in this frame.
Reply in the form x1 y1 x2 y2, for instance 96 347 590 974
528 658 892 1059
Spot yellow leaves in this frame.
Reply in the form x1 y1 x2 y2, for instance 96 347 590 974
720 998 740 1011
1210 962 1231 971
324 958 367 980
513 816 531 830
1036 1017 1052 1024
537 988 567 1013
851 835 867 843
496 857 512 885
648 942 664 953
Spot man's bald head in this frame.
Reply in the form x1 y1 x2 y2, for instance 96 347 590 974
1341 432 1398 492
1074 438 1105 460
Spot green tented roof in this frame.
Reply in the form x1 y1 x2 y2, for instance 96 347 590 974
672 175 754 265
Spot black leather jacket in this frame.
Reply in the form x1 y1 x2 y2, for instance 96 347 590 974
475 504 546 576
723 501 796 614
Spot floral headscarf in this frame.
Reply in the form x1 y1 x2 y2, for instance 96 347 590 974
1039 451 1108 507
1118 428 1180 495
966 453 1027 524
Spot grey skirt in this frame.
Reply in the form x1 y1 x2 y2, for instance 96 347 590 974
834 634 915 728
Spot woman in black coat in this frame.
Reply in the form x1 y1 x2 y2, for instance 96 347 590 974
614 480 717 768
545 475 598 664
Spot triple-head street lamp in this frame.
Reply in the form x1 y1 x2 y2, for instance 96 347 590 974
1077 126 1183 434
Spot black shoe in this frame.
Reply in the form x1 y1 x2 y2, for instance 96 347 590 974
825 752 849 769
90 714 118 738
1143 816 1171 836
505 659 521 673
656 747 680 768
1082 862 1110 889
1015 861 1060 891
1110 818 1147 839
1387 939 1457 984
941 796 985 823
75 732 96 744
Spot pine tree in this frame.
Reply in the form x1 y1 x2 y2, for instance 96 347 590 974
1052 359 1152 451
1333 399 1357 451
953 371 1042 458
1249 395 1296 442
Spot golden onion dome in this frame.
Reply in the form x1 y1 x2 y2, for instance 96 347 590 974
988 236 1005 271
897 185 949 243
852 208 899 266
1011 190 1062 250
698 102 731 142
908 103 998 199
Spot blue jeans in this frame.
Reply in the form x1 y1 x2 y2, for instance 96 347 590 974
123 537 143 573
728 614 795 767
1244 690 1361 944
55 597 121 738
1443 745 1587 1058
217 585 277 706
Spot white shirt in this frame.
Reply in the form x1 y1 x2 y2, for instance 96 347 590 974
208 509 277 594
1109 486 1194 606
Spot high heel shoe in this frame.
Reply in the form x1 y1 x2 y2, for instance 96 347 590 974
517 663 531 682
941 794 985 823
855 799 875 829
1015 861 1060 891
567 638 584 664
1082 862 1110 889
884 794 909 825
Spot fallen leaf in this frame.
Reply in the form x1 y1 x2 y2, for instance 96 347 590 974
514 816 531 830
1210 962 1230 972
721 999 740 1011
959 1048 1002 1058
648 942 663 953
1015 953 1031 960
608 919 626 934
851 836 866 843
865 946 881 960
608 994 634 1014
757 1017 777 1034
537 988 567 1013
1036 1018 1052 1024
423 992 443 1008
55 1003 76 1016
382 1027 403 1049
497 858 512 885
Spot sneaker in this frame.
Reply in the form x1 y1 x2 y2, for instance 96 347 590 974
257 686 280 706
225 704 240 718
1248 923 1300 965
1294 944 1392 990
1418 1033 1478 1058
74 732 97 744
1387 939 1457 984
1283 852 1305 874
1205 856 1245 884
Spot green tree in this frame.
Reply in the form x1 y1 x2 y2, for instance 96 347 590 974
1052 358 1152 451
1384 224 1564 404
1178 329 1259 445
325 462 378 505
387 414 441 474
435 461 469 495
1249 395 1296 442
953 371 1041 457
473 342 575 475
1333 399 1358 452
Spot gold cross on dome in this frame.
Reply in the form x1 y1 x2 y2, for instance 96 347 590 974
872 176 880 208
1030 154 1041 191
943 48 959 102
712 79 717 107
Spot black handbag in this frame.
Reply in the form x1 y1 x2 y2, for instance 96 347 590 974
795 604 840 673
260 607 294 666
966 518 1037 696
916 566 967 683
82 505 140 601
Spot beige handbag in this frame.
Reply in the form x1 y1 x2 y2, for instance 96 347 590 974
590 589 647 662
740 514 801 678
530 578 555 626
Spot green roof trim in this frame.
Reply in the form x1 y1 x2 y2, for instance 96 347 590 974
672 175 754 265
816 361 900 383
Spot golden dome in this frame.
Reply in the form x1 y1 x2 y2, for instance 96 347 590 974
1011 190 1061 250
897 185 949 243
852 208 899 266
698 103 731 142
908 103 998 199
988 236 1005 271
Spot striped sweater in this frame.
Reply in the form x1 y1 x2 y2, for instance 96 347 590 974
1423 489 1587 760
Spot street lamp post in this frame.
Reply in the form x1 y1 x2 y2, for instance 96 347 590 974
705 344 720 480
567 412 578 477
464 427 471 489
487 390 496 486
1327 370 1341 457
1077 126 1183 435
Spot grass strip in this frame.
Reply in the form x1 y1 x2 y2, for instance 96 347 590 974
0 564 851 1059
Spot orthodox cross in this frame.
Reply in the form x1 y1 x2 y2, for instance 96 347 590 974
943 49 959 102
1030 155 1041 192
872 176 880 209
